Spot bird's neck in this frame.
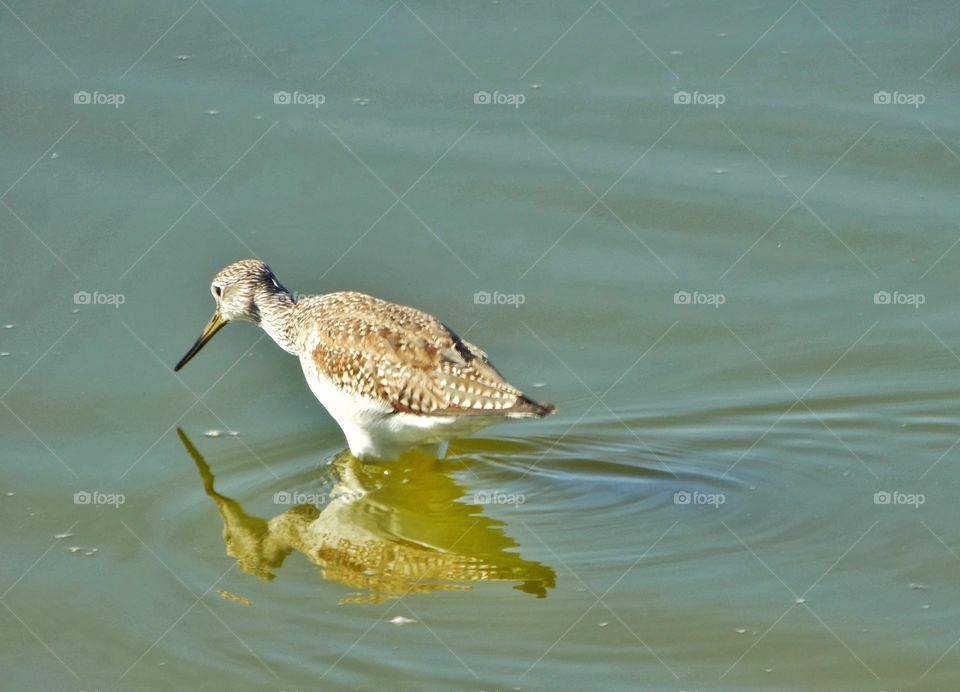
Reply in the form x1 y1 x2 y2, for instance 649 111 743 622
254 286 299 355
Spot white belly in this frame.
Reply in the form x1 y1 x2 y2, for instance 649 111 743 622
298 354 496 460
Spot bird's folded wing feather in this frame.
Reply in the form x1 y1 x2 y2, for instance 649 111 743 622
304 292 531 416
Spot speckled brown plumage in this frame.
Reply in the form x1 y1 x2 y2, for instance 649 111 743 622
291 291 553 417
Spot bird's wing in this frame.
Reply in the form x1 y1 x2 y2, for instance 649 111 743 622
303 292 551 417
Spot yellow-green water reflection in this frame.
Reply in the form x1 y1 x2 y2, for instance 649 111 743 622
178 429 555 603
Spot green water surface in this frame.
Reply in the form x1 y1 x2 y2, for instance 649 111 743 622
3 2 960 690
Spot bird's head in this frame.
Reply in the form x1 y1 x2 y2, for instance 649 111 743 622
174 259 288 372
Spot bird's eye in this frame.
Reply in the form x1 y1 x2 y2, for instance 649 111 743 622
213 286 222 297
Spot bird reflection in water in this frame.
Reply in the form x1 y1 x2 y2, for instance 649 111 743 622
177 429 555 604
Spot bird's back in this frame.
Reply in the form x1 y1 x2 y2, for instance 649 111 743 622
292 291 553 418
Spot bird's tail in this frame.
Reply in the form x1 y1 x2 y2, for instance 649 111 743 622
506 396 557 419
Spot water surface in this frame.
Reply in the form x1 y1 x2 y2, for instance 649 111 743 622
3 1 960 690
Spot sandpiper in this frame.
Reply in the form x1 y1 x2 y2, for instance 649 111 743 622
174 260 554 460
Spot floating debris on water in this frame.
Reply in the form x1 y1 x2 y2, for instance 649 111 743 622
669 50 683 55
1 352 10 357
204 429 239 438
909 582 927 591
68 546 82 554
713 168 727 175
794 597 806 604
217 589 252 606
176 54 191 61
54 532 74 539
531 382 546 388
351 97 370 106
389 616 416 625
5 492 14 496
50 152 59 159
736 628 747 634
531 83 542 89
3 324 14 329
599 622 608 628
206 109 221 116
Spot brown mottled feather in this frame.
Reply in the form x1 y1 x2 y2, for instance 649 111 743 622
293 292 553 417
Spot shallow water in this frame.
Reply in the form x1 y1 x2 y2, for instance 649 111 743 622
3 1 960 690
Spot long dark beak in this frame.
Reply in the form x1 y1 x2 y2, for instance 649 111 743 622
174 311 227 372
